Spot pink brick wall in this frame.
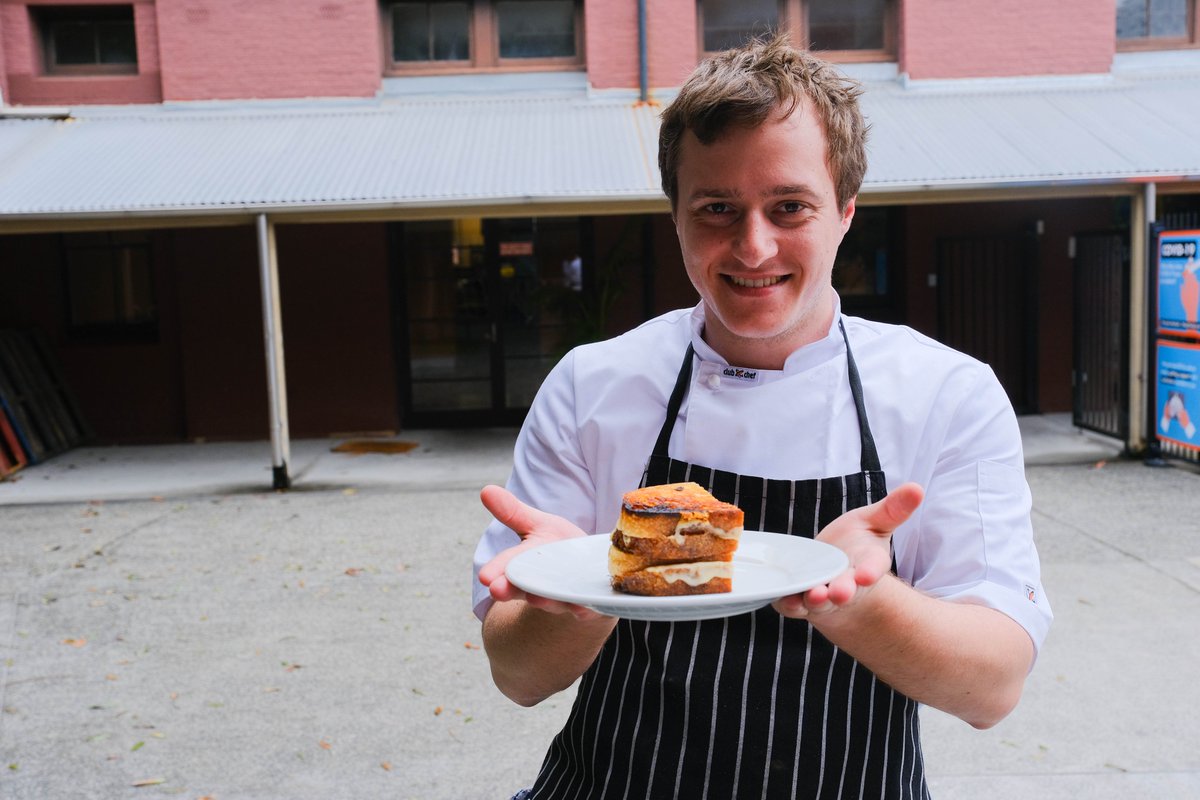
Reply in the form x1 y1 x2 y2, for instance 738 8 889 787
156 0 381 101
2 0 162 104
585 0 696 91
901 0 1115 80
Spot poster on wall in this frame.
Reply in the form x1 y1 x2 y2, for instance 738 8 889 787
1156 339 1200 450
1156 229 1200 337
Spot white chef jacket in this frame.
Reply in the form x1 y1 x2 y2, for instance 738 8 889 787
471 303 1052 658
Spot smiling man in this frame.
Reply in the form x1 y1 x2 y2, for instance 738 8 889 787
473 35 1051 800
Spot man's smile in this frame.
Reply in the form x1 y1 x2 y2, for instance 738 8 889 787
726 274 789 289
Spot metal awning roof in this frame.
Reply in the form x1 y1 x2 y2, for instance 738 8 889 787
1 70 1199 228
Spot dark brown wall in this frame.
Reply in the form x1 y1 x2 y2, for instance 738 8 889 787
276 222 398 437
903 197 1122 413
2 221 400 445
172 225 268 440
171 222 399 440
1 231 185 444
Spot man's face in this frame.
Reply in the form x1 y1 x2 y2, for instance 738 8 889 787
673 101 855 368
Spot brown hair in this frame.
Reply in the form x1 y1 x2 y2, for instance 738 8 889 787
658 34 868 213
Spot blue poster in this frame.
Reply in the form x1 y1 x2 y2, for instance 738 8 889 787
1157 230 1200 337
1157 341 1200 450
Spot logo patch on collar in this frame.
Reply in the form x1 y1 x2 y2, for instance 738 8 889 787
722 367 759 382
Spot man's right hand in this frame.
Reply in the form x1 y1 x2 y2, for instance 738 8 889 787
477 484 603 620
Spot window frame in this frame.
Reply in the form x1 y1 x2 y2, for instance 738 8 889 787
33 4 140 77
382 0 585 76
60 231 159 343
1116 0 1199 51
697 0 897 63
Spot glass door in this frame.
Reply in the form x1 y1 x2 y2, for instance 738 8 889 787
398 217 580 426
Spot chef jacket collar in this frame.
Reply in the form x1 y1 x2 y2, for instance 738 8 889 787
688 296 846 376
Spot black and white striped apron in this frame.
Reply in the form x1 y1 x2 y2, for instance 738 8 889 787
525 323 929 799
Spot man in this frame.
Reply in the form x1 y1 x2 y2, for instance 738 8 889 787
473 35 1051 799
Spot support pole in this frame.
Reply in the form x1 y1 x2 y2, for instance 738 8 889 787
637 0 648 103
1128 183 1154 457
257 213 291 490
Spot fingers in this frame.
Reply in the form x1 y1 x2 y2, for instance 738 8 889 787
862 482 924 534
480 484 536 536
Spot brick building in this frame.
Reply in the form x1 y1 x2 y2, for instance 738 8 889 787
2 0 1199 478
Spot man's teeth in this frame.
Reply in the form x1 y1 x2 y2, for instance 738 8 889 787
729 275 784 288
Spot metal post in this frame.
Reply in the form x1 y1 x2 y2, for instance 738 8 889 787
637 0 648 103
256 213 291 490
1137 183 1166 462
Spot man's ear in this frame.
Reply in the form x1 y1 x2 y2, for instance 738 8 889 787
840 196 857 233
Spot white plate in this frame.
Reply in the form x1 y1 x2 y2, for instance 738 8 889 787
505 530 849 622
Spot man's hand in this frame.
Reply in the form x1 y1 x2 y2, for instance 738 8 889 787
774 482 923 618
478 484 602 620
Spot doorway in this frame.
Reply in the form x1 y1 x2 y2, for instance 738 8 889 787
394 217 582 426
936 231 1039 414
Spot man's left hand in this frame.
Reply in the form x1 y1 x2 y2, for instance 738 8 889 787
773 482 923 618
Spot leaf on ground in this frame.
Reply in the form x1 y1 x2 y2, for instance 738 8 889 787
131 777 164 787
131 741 144 752
463 642 480 650
344 568 362 577
381 761 392 771
318 739 332 751
62 638 87 647
434 706 443 716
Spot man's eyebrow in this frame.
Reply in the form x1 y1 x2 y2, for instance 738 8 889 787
687 187 741 201
771 184 819 198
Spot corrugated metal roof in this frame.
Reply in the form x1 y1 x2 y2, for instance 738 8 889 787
0 72 1198 222
860 74 1200 190
0 94 663 218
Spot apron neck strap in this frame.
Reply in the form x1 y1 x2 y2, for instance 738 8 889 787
840 319 882 474
651 342 694 458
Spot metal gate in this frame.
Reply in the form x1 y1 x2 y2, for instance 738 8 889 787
937 232 1038 414
1072 232 1128 439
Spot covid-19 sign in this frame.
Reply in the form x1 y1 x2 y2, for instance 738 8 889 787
1157 230 1200 338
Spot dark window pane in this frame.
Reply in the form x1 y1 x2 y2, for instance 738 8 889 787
1118 0 1188 39
701 0 778 52
97 20 137 64
808 0 885 51
52 22 98 65
1150 0 1188 36
393 4 432 61
497 0 575 58
393 2 470 61
430 2 471 60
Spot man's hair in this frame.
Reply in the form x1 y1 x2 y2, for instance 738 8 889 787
658 34 868 213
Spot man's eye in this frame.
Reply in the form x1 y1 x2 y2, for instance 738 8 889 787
705 202 732 215
779 201 804 214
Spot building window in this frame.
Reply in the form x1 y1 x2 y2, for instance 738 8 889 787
34 5 138 76
62 232 157 340
1117 0 1198 49
384 0 582 73
698 0 896 62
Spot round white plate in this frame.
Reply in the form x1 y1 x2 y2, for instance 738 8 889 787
505 530 849 622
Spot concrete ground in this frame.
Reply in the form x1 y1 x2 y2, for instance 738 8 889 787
0 417 1197 799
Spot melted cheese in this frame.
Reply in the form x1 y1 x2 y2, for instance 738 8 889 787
645 561 733 586
616 522 743 542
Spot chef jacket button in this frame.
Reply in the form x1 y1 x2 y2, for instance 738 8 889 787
705 374 721 390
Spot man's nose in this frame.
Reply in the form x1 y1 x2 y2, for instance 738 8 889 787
731 212 778 268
